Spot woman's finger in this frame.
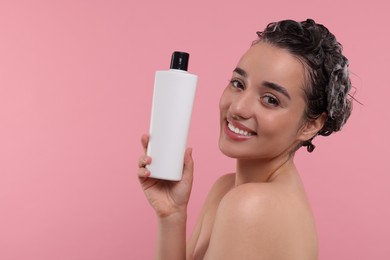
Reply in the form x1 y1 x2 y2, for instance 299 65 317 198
138 166 151 178
141 134 149 153
138 155 151 168
182 148 194 183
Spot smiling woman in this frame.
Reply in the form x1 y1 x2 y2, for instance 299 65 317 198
137 19 352 260
219 42 311 161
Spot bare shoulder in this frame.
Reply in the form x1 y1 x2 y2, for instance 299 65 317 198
209 173 235 196
220 182 282 211
193 173 235 216
187 173 235 259
215 183 291 232
205 182 318 260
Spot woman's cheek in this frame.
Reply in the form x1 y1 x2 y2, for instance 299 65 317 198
219 87 231 110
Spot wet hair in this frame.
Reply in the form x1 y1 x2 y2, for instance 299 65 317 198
253 19 352 152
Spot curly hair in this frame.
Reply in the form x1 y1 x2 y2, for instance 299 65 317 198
253 19 352 152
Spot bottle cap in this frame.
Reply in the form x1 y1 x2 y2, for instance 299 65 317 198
170 51 189 71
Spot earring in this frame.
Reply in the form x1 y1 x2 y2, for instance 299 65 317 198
302 138 316 153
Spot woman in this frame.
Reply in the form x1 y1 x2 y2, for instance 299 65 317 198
137 19 352 260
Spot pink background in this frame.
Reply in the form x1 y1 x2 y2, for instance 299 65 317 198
0 0 389 259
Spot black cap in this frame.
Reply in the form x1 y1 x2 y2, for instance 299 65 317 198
170 51 189 71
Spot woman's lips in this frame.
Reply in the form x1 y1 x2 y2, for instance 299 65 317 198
224 120 256 141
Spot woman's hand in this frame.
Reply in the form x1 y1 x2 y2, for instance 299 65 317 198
137 134 194 218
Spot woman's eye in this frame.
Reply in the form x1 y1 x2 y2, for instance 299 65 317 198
230 79 244 90
262 95 280 107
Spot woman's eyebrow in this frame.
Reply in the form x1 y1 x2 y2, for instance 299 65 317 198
233 67 291 100
233 67 247 77
262 81 291 100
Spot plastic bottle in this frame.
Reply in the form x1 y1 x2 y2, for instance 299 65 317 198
146 51 198 181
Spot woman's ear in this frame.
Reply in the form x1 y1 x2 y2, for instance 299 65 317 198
298 112 327 142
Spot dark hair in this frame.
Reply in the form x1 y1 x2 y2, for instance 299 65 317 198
254 19 352 152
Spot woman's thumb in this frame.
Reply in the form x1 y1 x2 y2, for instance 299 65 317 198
182 148 194 181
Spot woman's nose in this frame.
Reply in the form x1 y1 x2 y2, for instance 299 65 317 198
229 90 255 119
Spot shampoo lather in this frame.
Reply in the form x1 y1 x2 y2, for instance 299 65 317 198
147 52 198 181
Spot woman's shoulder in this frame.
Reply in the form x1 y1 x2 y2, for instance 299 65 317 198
211 174 307 216
219 180 314 225
205 173 236 200
218 182 286 220
204 181 318 259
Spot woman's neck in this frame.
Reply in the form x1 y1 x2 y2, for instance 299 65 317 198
234 154 295 186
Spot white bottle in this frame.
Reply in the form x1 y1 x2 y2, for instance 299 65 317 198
146 51 198 181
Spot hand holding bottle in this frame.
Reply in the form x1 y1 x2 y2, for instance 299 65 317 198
137 134 194 218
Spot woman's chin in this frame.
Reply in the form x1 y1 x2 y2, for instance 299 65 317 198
218 139 235 158
218 139 251 159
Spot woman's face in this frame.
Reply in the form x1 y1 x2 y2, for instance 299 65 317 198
219 42 309 160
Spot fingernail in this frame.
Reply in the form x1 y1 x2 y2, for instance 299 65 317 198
144 157 150 164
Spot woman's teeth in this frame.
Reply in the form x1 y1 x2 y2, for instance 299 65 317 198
228 122 254 136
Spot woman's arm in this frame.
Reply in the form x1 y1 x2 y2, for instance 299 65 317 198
156 212 188 260
137 134 194 260
187 173 235 259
